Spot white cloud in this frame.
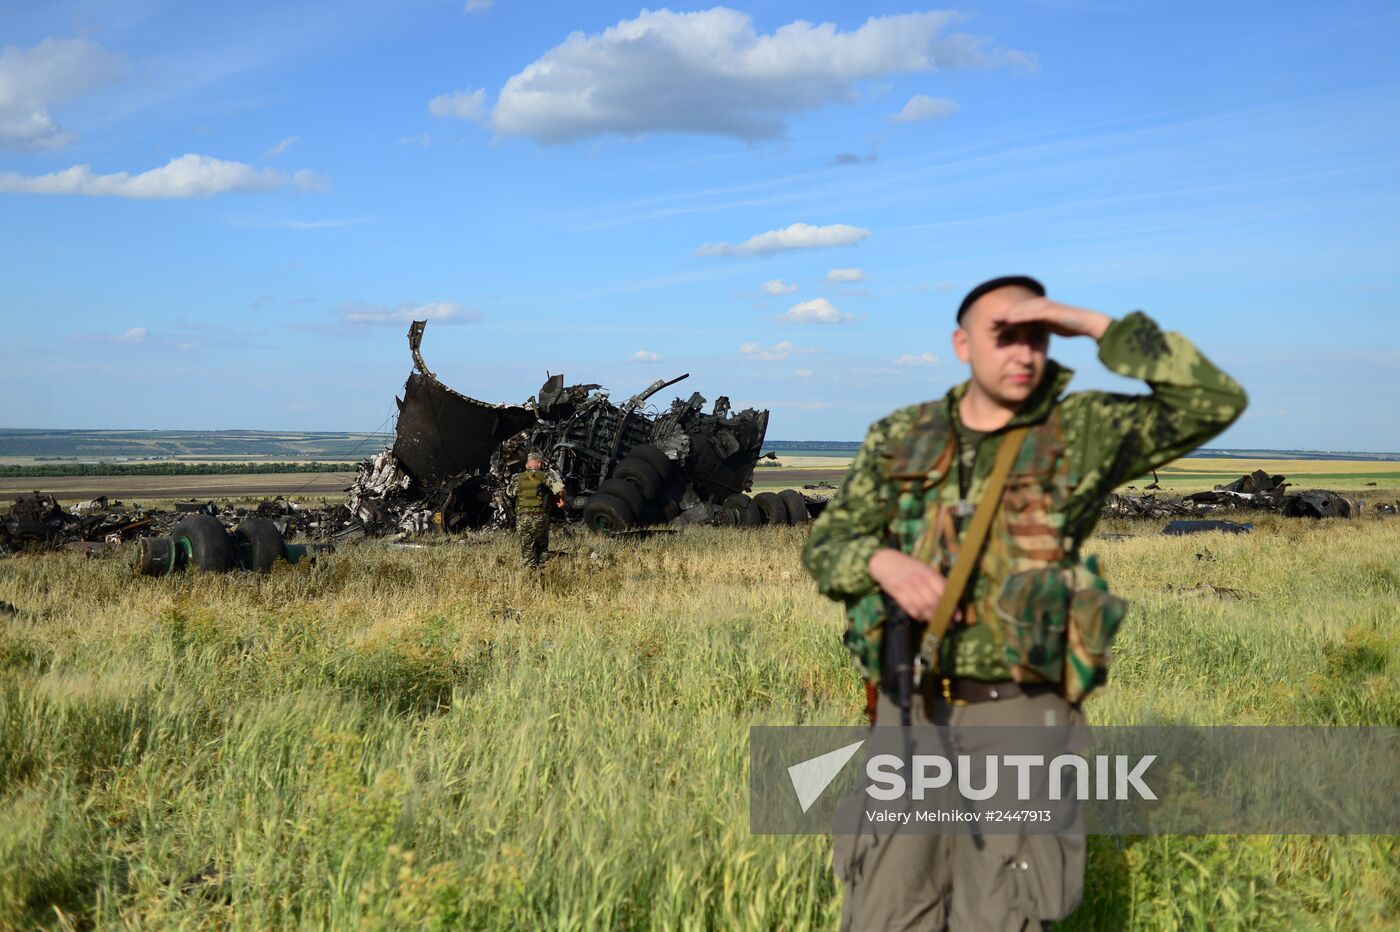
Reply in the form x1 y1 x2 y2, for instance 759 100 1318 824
826 267 866 283
71 327 148 345
429 87 488 121
698 222 869 257
486 9 1027 143
895 351 941 367
0 38 126 151
891 94 959 123
340 301 477 325
632 349 661 362
465 0 492 10
264 136 300 158
761 278 798 295
740 340 814 362
779 298 852 324
0 154 327 199
795 368 814 378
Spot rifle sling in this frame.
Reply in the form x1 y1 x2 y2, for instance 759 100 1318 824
923 425 1030 648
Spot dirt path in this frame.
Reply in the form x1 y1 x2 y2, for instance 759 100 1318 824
0 474 356 502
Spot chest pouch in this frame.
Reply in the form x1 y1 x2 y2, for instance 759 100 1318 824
515 470 547 511
996 555 1127 703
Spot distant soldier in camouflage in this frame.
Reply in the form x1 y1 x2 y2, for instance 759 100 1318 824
802 276 1247 930
512 453 565 567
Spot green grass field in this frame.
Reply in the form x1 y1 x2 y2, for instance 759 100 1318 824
1 511 1398 928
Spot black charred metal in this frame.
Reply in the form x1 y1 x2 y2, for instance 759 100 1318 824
353 320 774 532
392 372 536 491
1161 519 1254 536
1104 469 1369 523
1279 489 1361 518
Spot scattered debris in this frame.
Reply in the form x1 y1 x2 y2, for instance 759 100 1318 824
1279 489 1361 519
1108 470 1367 522
1184 470 1360 517
2 492 82 550
1102 492 1195 519
2 492 355 560
72 495 108 515
1164 582 1253 600
174 861 230 904
1162 519 1253 536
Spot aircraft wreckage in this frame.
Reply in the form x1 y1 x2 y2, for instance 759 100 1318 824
1104 469 1371 521
6 326 1395 564
346 320 821 536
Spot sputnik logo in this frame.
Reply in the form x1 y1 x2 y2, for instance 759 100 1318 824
787 740 865 813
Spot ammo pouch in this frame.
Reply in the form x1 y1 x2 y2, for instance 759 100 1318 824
996 555 1127 703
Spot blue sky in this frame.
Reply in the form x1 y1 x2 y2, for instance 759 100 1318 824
1 1 1396 448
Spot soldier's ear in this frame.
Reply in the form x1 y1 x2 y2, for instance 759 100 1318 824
952 327 971 364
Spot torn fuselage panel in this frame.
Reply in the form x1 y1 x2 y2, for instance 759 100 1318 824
391 373 535 492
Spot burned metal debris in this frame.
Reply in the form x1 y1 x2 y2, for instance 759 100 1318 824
1 491 161 554
1278 490 1362 519
1101 492 1196 520
1 493 352 561
346 320 815 534
1105 469 1367 522
1162 519 1254 536
1179 469 1362 518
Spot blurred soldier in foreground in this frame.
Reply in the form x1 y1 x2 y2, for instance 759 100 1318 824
802 276 1246 930
512 452 565 567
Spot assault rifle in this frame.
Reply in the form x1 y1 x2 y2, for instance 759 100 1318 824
879 595 918 728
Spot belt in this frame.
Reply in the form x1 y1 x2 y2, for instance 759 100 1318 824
864 677 1059 723
930 677 1058 705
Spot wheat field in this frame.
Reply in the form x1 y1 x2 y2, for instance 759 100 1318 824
1 512 1398 928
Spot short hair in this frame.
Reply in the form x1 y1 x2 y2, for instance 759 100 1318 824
956 275 1045 323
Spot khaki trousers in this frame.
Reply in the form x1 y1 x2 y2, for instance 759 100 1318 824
833 689 1086 931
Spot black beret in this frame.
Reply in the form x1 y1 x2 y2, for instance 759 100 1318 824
956 275 1045 323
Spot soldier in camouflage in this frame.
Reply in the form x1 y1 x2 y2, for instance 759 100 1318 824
802 276 1246 930
512 453 565 567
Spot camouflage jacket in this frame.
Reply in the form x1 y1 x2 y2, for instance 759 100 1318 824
801 311 1248 680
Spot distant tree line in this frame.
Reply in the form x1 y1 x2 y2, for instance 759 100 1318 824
0 462 356 478
764 441 862 450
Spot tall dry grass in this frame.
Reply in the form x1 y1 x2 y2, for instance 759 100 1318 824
0 516 1397 928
